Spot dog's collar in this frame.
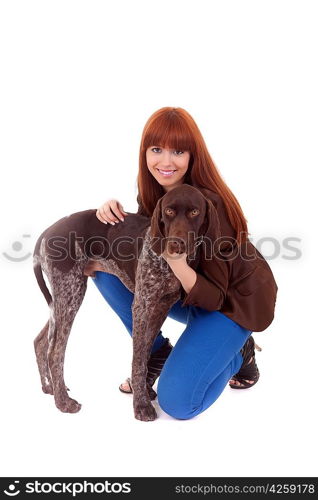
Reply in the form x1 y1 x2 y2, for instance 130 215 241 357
194 235 204 248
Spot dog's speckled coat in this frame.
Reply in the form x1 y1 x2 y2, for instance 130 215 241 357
33 185 208 420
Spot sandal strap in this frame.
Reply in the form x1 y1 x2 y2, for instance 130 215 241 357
147 338 173 385
234 358 260 381
233 335 261 383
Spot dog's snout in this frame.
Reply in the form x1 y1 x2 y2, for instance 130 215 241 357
167 238 186 254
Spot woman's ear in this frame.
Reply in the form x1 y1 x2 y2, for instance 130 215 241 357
150 196 165 255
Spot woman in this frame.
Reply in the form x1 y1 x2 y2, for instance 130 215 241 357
88 107 277 420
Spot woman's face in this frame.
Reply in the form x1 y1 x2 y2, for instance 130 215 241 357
146 146 191 192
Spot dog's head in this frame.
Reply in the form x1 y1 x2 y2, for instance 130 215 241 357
150 184 221 257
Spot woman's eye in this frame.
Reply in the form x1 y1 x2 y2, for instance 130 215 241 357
151 147 185 155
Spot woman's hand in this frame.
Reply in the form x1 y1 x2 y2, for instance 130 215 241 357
96 199 128 225
161 248 188 266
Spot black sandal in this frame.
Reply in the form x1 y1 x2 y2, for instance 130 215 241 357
119 338 173 395
229 335 262 389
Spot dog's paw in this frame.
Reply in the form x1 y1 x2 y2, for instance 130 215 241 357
55 396 82 414
42 384 53 395
134 401 157 421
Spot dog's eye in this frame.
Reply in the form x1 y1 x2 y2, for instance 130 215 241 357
190 209 200 216
165 208 175 216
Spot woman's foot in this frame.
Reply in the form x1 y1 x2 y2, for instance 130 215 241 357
119 338 173 395
229 356 254 387
119 379 132 393
119 378 157 400
229 336 262 389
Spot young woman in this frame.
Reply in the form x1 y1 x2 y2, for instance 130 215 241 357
86 107 278 420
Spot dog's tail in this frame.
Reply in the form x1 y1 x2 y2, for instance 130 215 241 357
33 253 53 307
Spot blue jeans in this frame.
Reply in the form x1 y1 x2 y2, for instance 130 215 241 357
92 271 252 420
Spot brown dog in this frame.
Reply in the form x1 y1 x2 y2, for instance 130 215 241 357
33 184 220 420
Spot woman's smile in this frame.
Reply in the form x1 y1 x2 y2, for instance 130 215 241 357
156 168 176 177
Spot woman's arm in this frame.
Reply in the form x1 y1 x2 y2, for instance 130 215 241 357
161 251 197 294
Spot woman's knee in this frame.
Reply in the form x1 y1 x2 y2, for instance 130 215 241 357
157 358 226 420
157 371 198 420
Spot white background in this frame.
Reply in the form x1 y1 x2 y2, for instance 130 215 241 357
0 0 317 478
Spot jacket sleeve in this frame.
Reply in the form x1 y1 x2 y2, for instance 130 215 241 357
181 255 230 311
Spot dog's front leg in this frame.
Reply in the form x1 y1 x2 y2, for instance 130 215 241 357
131 297 158 421
131 292 179 422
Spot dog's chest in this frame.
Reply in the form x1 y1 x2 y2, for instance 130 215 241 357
135 230 181 297
140 255 180 291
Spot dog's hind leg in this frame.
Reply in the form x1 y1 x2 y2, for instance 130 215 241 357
48 308 81 413
34 320 53 394
47 268 88 413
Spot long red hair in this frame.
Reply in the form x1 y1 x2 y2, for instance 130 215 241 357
137 107 249 244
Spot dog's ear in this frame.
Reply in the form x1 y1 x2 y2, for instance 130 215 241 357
150 196 165 256
199 197 222 244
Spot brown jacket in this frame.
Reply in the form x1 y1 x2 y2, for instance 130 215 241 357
89 188 278 332
178 188 278 331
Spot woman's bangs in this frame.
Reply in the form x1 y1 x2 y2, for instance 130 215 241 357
145 121 195 153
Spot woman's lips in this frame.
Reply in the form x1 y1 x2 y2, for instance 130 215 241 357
156 168 176 177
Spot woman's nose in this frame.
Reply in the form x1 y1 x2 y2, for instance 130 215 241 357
160 150 173 167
